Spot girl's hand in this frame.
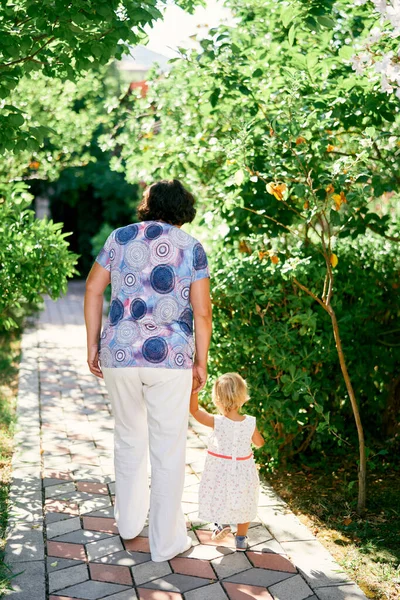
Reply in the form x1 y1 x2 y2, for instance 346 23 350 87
87 344 103 378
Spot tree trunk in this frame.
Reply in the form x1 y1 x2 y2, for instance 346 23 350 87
327 305 367 513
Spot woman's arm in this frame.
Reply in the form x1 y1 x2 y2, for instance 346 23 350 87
252 427 265 448
190 392 214 428
190 277 212 392
84 262 111 378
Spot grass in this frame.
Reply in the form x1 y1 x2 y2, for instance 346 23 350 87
264 453 400 600
0 330 21 596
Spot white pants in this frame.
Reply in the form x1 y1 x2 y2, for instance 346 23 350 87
102 367 193 562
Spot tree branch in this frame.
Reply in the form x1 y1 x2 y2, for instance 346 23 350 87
366 223 400 242
292 278 328 312
0 36 55 68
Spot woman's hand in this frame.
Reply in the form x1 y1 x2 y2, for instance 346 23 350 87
87 344 103 378
192 362 207 392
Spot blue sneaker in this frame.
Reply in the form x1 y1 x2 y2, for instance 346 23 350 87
235 535 248 551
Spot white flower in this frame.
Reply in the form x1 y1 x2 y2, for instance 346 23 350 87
374 52 394 73
372 0 388 15
368 27 383 43
351 55 365 74
396 86 400 98
354 0 368 5
380 73 394 92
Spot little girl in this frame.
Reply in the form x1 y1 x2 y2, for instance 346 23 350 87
190 372 264 551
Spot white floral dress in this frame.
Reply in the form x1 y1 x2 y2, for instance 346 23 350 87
198 415 259 524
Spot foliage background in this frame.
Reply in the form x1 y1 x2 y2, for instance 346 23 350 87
91 0 400 468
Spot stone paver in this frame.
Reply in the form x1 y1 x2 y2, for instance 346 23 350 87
132 560 172 586
48 562 89 592
4 283 368 600
55 580 130 599
268 574 313 600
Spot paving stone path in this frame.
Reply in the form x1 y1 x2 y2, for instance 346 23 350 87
5 282 368 600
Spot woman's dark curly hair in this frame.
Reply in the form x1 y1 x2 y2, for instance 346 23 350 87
137 179 196 225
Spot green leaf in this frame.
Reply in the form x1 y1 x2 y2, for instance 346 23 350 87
252 68 263 78
281 6 294 28
8 113 25 127
209 88 221 108
288 25 296 47
338 45 354 60
317 16 335 28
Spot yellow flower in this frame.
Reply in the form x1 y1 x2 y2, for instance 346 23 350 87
332 191 347 210
296 136 306 145
266 182 287 201
270 255 279 264
325 184 335 195
326 144 335 153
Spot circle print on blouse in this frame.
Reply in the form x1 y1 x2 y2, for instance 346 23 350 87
111 270 122 295
113 346 133 367
144 223 163 240
169 227 192 249
177 308 193 335
100 324 113 345
125 241 150 269
109 241 123 266
142 336 168 363
150 238 177 266
153 297 180 325
121 271 141 295
138 318 163 338
109 298 124 325
150 265 175 294
176 277 191 306
169 344 187 368
115 320 139 346
130 298 147 321
193 242 208 270
115 224 138 245
99 346 113 368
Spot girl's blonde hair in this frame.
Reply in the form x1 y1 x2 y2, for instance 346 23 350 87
212 372 249 414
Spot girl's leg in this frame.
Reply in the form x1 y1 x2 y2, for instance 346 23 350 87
236 522 250 536
141 367 193 562
102 367 149 540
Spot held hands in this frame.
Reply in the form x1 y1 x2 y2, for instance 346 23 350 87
192 362 207 393
87 344 103 379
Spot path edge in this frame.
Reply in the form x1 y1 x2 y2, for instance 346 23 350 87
4 326 46 599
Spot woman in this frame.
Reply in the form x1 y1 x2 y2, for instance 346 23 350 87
84 179 212 562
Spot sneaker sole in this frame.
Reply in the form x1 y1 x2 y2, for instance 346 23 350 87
211 527 232 541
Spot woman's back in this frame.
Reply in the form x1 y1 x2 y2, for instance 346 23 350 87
96 221 209 369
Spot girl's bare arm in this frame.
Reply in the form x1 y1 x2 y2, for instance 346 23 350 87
252 426 265 448
190 392 214 428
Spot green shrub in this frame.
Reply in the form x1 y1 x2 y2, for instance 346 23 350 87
0 183 78 330
207 231 400 465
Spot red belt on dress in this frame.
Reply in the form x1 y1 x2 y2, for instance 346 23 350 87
207 451 253 461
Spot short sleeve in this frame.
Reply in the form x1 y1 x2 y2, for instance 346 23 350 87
95 231 114 271
191 241 210 283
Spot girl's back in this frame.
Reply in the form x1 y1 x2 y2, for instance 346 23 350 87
198 414 259 524
208 415 255 459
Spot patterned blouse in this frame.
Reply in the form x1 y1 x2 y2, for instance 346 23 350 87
95 221 210 369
